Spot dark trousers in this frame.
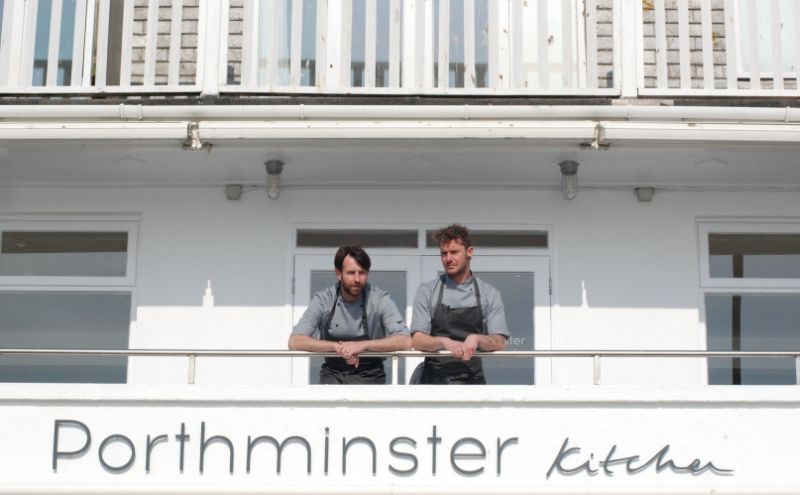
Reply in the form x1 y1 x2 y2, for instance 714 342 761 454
419 358 486 385
319 363 386 384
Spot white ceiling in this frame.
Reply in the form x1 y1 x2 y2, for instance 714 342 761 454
0 138 798 189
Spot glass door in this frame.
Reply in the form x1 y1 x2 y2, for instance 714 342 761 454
420 255 551 384
292 254 420 384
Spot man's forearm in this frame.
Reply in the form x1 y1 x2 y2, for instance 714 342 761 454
364 333 412 352
288 334 338 352
411 331 451 351
474 334 507 351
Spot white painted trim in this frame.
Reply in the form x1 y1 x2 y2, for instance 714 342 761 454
677 0 690 89
584 0 597 89
769 0 783 91
0 0 23 87
143 0 160 86
118 0 135 87
364 0 376 88
463 0 475 89
93 0 111 89
437 0 450 89
45 0 63 87
700 0 714 90
290 0 303 87
19 0 39 87
70 0 88 87
654 0 667 89
724 0 738 90
388 0 400 87
168 0 184 87
2 104 800 123
537 0 548 90
241 0 259 88
746 0 760 89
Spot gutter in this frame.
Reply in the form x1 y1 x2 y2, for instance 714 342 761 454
0 104 799 123
0 121 798 144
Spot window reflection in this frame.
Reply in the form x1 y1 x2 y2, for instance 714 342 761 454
706 294 800 385
0 231 128 277
0 292 131 383
709 233 800 279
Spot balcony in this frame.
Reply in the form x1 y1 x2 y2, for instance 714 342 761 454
0 0 797 99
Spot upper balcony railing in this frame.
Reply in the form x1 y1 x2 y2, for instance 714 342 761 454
0 0 796 98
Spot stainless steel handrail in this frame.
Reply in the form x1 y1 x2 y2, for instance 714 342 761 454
2 349 800 386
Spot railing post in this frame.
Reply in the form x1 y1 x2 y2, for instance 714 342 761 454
0 0 25 88
796 355 800 386
391 355 399 385
188 354 197 385
199 0 224 96
593 354 601 385
618 0 639 97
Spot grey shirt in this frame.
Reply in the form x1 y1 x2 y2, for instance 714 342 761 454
411 275 510 337
292 284 409 340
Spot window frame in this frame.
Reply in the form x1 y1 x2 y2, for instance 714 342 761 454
0 220 138 287
698 221 800 291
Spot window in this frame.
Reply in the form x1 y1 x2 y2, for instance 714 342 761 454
0 220 137 383
700 222 800 385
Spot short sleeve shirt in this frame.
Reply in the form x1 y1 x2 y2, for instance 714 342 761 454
292 284 409 340
410 275 510 337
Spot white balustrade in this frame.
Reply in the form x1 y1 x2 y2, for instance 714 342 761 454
0 0 797 97
0 0 199 93
639 0 799 96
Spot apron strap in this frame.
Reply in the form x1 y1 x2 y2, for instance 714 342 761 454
321 283 369 341
471 276 486 334
435 274 487 335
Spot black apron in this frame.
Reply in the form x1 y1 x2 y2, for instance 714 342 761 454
318 284 385 384
420 275 487 385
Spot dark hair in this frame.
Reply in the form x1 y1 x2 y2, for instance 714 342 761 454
433 224 472 249
334 246 371 272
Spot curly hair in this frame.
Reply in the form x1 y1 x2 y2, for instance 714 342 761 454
432 224 472 249
334 245 372 272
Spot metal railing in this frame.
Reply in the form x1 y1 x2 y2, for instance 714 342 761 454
1 348 799 386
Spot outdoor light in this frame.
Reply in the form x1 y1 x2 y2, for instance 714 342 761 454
265 159 285 200
225 184 243 201
559 160 579 200
634 186 655 202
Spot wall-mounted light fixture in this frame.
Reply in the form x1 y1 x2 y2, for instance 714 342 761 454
265 159 285 200
559 160 580 200
225 184 243 200
634 186 655 202
182 122 211 152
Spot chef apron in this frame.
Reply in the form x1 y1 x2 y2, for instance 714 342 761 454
318 284 386 384
420 275 487 385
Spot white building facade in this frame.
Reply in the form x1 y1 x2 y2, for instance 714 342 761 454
0 0 799 493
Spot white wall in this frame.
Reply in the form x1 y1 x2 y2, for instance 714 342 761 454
1 384 798 493
1 186 798 386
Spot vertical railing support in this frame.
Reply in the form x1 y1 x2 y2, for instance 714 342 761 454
593 354 601 385
795 355 800 386
391 355 399 385
188 354 197 385
0 0 26 88
200 0 224 95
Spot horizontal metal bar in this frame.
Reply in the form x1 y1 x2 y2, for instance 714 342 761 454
1 349 799 359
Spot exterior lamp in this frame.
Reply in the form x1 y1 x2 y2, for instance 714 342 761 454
559 160 579 200
634 186 655 202
265 159 285 200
